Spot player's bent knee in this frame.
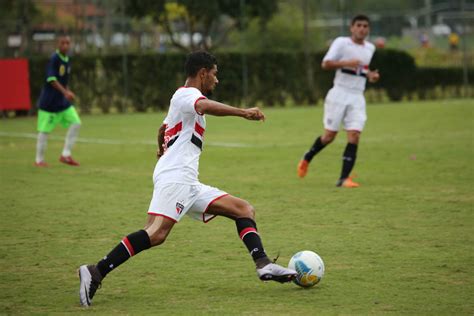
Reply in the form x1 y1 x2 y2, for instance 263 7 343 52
238 202 255 220
148 230 168 246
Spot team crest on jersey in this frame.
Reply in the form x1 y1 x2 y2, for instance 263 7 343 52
59 65 66 76
176 201 185 215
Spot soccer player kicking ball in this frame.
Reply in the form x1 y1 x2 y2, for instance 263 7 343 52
297 14 380 187
35 35 81 167
78 51 296 307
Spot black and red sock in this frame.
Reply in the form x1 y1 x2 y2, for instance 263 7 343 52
96 229 151 278
340 142 358 180
236 218 271 267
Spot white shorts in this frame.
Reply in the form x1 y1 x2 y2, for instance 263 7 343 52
323 86 367 132
147 182 228 223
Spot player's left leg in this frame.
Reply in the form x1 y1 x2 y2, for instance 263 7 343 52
337 94 366 187
35 132 49 166
59 106 81 166
336 130 360 188
205 195 296 283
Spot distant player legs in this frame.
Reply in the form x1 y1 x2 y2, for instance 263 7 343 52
337 130 360 187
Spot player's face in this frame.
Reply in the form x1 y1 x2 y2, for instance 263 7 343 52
350 20 370 41
203 65 219 94
58 37 71 55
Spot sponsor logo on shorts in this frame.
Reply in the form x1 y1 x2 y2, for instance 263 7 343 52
176 201 184 215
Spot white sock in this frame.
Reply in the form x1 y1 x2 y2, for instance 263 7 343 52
36 132 48 163
62 123 81 157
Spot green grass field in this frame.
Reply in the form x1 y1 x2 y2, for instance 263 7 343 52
1 99 473 315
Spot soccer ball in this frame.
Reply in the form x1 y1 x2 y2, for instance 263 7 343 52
288 250 325 288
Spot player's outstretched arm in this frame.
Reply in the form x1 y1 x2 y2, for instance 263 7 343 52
196 99 265 121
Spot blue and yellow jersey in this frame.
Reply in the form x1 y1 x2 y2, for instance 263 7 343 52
37 50 72 112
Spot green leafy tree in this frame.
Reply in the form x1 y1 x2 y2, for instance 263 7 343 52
0 0 39 57
124 0 278 51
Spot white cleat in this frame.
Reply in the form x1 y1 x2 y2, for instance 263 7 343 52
257 263 297 283
78 265 101 307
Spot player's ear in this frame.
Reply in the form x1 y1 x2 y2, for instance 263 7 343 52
197 68 206 80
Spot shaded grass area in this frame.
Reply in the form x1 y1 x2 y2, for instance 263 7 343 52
0 99 473 314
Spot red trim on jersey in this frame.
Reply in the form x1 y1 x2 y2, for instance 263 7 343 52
239 227 258 240
202 193 229 223
165 121 182 138
194 96 207 115
147 212 178 223
122 237 135 256
194 122 205 137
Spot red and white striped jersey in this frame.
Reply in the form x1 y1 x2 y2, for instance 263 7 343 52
323 36 375 92
153 87 207 185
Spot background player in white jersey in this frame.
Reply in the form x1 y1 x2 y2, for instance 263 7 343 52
78 51 296 307
297 14 380 187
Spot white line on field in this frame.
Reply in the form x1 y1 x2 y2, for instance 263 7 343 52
0 131 267 148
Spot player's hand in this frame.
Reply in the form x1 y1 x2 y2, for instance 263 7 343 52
64 90 75 101
243 107 265 121
368 69 380 83
157 148 164 159
344 59 361 68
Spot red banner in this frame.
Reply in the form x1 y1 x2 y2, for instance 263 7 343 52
0 59 31 110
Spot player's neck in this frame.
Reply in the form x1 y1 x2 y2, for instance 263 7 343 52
184 78 203 93
350 36 365 45
56 49 69 62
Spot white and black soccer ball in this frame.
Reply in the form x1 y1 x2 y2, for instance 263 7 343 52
288 250 325 288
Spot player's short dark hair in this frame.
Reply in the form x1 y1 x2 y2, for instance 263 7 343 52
185 51 217 77
351 14 370 25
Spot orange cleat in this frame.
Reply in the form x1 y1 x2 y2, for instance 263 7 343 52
34 161 49 167
59 155 80 166
297 160 309 178
337 176 360 188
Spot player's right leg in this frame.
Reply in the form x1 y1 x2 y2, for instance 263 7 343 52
298 129 337 178
298 88 343 178
205 195 297 283
35 110 57 166
78 215 175 307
